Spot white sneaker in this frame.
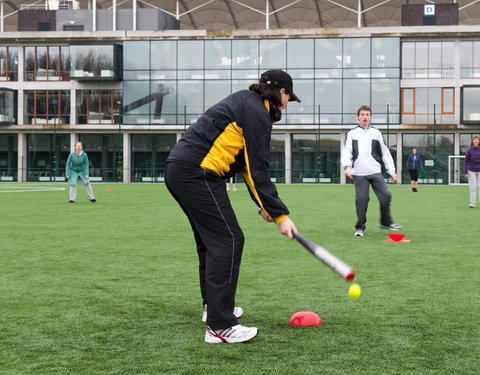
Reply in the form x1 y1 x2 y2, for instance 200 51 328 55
202 305 243 323
354 229 364 237
205 324 258 344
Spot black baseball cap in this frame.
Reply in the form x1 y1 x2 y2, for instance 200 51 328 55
259 69 301 102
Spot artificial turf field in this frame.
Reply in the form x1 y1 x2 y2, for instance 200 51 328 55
1 182 479 375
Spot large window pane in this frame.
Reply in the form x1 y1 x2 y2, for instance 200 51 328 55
124 41 150 70
70 44 119 80
259 39 286 70
429 42 442 78
291 134 340 183
442 42 454 78
269 134 285 183
36 46 48 79
287 39 313 68
402 88 415 114
343 38 370 68
150 81 177 125
402 133 453 184
415 42 429 78
318 134 341 183
77 90 122 125
151 40 176 70
25 47 35 80
232 39 258 69
131 134 176 182
79 134 122 182
232 79 256 93
205 81 231 109
315 79 342 124
27 134 70 181
343 79 370 122
461 86 480 123
292 134 317 183
178 41 203 70
123 81 150 124
205 40 231 69
24 90 70 125
372 38 400 68
371 79 400 123
315 39 342 68
0 89 17 124
442 88 454 114
0 134 17 181
0 47 18 81
402 42 415 78
177 80 203 123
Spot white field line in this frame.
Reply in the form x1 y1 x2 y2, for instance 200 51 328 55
0 186 65 193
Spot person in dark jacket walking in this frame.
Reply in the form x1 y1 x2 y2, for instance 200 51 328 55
405 148 423 192
165 69 300 344
464 136 480 208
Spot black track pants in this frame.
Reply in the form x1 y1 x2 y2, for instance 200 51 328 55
165 162 244 330
353 173 393 230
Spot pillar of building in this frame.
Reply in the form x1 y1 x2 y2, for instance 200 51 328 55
17 47 24 125
284 132 291 184
132 0 137 30
70 133 78 149
396 134 403 184
92 0 96 31
122 132 131 183
17 133 26 182
1 1 4 33
113 0 117 31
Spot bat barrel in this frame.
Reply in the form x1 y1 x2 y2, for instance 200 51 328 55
294 233 355 282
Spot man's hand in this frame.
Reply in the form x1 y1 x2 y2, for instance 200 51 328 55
389 172 397 182
344 167 353 179
278 217 297 239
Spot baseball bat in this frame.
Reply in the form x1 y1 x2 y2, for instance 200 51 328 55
293 233 355 282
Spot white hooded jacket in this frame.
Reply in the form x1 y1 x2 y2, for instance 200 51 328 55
341 125 395 176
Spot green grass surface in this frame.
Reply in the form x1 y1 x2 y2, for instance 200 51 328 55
1 182 479 374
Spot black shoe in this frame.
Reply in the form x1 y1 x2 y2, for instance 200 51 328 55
413 188 417 192
68 200 75 203
89 199 96 202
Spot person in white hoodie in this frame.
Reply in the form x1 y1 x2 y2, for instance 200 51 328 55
341 105 401 237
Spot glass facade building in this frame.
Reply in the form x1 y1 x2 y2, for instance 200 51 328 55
122 37 400 126
0 29 480 184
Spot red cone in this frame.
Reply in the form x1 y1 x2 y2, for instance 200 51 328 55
288 311 322 326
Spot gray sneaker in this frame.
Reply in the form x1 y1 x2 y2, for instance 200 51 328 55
354 229 364 236
378 223 402 231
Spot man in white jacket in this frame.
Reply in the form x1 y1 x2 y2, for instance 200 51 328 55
341 105 401 237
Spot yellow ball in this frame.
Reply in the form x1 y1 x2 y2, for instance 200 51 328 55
349 284 361 299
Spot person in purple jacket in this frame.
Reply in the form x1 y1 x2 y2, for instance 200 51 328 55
464 135 480 208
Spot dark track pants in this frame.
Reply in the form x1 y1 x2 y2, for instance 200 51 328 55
165 162 244 330
353 173 393 231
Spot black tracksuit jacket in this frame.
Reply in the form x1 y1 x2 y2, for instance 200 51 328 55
167 89 289 223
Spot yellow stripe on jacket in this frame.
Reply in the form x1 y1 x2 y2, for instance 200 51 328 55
200 121 243 176
240 98 289 224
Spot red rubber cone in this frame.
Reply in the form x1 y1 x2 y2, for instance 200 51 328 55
288 311 322 326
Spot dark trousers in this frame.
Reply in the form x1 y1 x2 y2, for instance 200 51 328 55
353 173 393 230
408 169 419 181
165 162 244 330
